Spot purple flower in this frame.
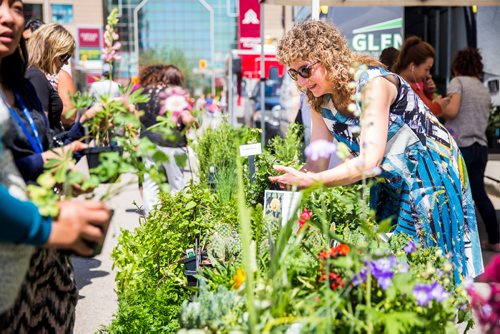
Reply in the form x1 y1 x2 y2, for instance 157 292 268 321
353 256 396 290
398 261 409 273
429 282 449 302
371 256 396 275
305 140 337 161
413 282 449 306
404 241 417 254
371 257 396 290
413 284 433 306
377 274 393 290
353 267 367 286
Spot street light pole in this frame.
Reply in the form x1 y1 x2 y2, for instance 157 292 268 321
133 0 150 76
44 0 50 22
198 0 215 95
311 0 320 20
260 2 266 146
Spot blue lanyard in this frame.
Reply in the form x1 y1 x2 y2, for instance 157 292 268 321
8 93 44 154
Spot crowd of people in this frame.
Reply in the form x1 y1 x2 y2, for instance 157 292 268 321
0 0 202 330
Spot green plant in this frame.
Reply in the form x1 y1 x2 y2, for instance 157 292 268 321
106 183 238 333
245 123 304 206
178 282 243 332
487 104 500 137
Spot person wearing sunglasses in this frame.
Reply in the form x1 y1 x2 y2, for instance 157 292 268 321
25 23 79 132
270 20 482 285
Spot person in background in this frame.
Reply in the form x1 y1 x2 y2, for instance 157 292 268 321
26 23 75 131
379 46 399 71
393 36 450 117
23 19 76 127
22 18 43 41
138 64 197 214
57 58 77 128
270 20 482 284
441 47 500 252
89 63 121 102
0 0 110 328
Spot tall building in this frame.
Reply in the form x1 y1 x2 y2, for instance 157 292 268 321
24 0 104 37
104 1 292 81
104 0 239 79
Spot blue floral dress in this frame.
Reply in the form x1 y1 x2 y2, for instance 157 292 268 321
320 66 483 283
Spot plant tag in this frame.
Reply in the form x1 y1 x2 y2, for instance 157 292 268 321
186 248 195 258
263 190 302 227
239 143 262 157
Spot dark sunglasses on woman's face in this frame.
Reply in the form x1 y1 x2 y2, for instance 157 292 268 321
60 54 72 64
287 61 320 81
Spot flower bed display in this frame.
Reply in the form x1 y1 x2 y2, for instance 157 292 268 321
102 121 481 333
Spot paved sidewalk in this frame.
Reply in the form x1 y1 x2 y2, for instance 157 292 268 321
73 174 143 334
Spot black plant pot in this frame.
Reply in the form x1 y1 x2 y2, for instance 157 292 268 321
181 252 210 286
81 146 123 170
82 209 114 257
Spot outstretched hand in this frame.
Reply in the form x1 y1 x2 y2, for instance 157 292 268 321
45 201 112 257
268 165 318 189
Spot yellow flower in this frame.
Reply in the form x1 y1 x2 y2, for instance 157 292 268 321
270 198 281 212
230 268 247 289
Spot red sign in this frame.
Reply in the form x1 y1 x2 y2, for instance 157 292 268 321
77 28 101 48
238 0 260 50
239 53 285 79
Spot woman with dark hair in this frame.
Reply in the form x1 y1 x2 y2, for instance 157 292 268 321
393 36 450 116
441 47 500 252
138 64 196 213
0 1 110 331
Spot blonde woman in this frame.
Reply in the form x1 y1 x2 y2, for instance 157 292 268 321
26 23 75 131
270 20 483 284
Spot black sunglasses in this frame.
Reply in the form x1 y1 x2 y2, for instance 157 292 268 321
287 61 320 81
60 54 72 63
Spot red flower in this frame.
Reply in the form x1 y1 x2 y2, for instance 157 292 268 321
335 244 350 256
301 208 312 221
319 249 330 260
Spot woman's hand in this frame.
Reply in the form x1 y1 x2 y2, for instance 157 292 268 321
80 103 103 123
41 141 88 163
268 165 319 189
180 110 198 128
423 76 436 97
45 200 111 257
435 95 452 110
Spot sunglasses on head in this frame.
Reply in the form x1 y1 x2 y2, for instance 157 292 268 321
287 61 320 81
60 54 72 63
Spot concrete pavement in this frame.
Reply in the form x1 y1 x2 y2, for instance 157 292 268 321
73 174 143 334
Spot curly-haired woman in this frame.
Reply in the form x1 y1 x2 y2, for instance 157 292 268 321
270 20 483 284
441 48 500 252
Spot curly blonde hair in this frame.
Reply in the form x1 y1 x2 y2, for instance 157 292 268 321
277 20 380 113
27 23 75 75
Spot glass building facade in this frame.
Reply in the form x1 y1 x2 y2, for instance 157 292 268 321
105 0 238 78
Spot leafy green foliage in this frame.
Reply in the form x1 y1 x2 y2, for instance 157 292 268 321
178 282 243 332
245 123 303 206
106 183 238 333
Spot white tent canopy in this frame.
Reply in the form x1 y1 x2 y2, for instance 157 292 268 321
259 0 500 6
